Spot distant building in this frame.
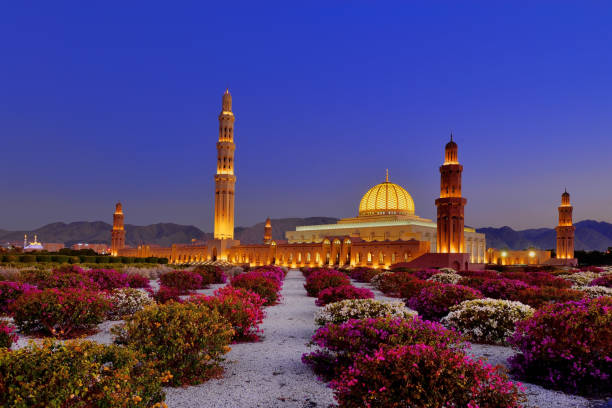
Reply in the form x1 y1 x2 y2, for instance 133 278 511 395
486 248 551 265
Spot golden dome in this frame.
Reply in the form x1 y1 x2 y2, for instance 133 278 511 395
358 173 415 216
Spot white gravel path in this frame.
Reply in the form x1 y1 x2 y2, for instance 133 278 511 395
164 269 335 408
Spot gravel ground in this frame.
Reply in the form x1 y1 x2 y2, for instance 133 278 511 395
164 269 335 408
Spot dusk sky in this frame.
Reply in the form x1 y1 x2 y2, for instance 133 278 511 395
2 2 611 232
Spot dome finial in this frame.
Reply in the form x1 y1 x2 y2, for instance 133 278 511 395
450 131 453 142
385 169 389 182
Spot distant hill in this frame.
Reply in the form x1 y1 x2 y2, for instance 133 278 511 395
0 217 339 248
477 220 612 251
3 218 611 251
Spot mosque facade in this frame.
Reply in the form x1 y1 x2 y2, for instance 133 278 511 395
111 90 575 269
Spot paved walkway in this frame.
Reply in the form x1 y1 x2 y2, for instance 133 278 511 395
164 269 334 408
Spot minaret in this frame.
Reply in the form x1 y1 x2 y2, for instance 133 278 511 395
111 202 125 256
556 190 575 259
263 218 272 244
435 134 467 253
214 89 236 240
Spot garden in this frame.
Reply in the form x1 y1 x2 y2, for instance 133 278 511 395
0 262 611 407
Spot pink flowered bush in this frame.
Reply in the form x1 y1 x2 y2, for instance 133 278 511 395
126 273 151 289
315 285 374 306
474 278 533 300
589 274 612 288
407 284 484 321
303 316 466 380
304 270 350 297
508 297 612 397
330 344 525 408
231 271 281 305
159 270 204 293
9 288 111 338
502 271 571 289
348 267 380 283
190 286 266 341
412 269 439 280
84 269 129 291
0 321 18 349
148 285 182 304
0 281 38 315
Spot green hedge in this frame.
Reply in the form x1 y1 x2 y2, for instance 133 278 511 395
19 255 36 263
0 254 168 265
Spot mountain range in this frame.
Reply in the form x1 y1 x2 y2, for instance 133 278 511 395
2 218 612 252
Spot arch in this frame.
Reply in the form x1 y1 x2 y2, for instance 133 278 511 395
212 247 218 262
378 252 384 264
306 252 311 262
367 252 372 263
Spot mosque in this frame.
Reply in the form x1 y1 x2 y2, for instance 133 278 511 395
112 90 576 269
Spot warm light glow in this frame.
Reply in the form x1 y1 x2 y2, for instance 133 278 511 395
501 251 508 257
529 251 536 258
358 181 415 216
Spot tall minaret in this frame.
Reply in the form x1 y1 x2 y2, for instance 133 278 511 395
263 218 272 244
435 134 467 253
556 190 575 259
214 89 236 240
111 202 125 256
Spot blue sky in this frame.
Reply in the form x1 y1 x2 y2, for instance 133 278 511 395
1 1 611 231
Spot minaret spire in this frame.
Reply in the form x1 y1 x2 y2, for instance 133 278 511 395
385 169 389 182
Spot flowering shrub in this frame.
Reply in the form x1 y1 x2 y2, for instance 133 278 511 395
590 274 612 288
159 270 203 293
107 288 154 319
412 269 438 280
513 286 585 309
84 268 129 290
330 344 525 408
34 272 100 291
231 272 281 305
348 267 380 283
0 321 18 349
459 270 501 279
0 339 166 407
315 285 374 306
427 272 462 284
408 284 484 321
473 278 532 300
398 278 437 300
193 265 227 285
127 273 152 289
251 265 285 282
558 272 600 287
581 266 605 273
303 316 465 379
113 302 233 386
149 285 182 304
304 270 350 297
190 286 265 341
0 281 38 314
370 272 417 296
315 299 416 326
502 271 571 289
10 288 111 338
442 299 534 345
575 285 612 299
508 297 612 396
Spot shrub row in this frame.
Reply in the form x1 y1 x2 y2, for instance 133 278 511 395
0 254 168 264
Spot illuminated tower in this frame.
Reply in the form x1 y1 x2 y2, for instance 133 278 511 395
435 134 467 253
214 89 236 240
111 202 125 256
263 218 272 244
556 189 575 259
